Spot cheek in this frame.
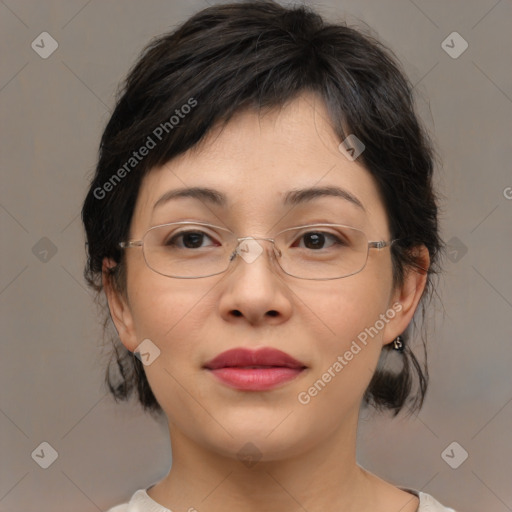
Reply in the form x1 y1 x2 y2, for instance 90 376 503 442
127 259 209 341
298 271 392 398
127 277 215 426
303 265 392 343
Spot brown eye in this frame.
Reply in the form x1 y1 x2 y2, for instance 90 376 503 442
295 231 344 250
166 230 216 249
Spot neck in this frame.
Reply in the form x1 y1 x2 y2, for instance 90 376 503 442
148 410 381 512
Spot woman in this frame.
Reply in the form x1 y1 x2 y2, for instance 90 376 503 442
82 1 455 510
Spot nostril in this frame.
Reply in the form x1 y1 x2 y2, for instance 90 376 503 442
266 310 278 317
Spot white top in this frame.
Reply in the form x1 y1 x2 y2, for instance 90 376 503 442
105 487 456 512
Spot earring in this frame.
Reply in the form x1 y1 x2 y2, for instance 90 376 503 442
393 335 404 352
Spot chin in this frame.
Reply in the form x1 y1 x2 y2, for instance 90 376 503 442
191 411 316 463
208 433 307 464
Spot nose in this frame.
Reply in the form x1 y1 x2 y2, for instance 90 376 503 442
232 237 282 266
218 237 292 325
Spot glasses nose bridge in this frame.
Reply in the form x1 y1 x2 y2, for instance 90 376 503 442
234 235 282 258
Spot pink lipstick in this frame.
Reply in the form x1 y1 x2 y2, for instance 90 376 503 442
203 347 307 391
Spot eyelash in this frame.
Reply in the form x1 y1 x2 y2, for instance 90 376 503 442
165 229 346 249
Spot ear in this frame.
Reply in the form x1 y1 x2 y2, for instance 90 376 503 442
102 257 138 352
382 244 430 346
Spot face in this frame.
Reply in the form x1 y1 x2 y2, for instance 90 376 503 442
104 92 427 462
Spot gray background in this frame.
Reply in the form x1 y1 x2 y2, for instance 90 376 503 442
1 0 511 511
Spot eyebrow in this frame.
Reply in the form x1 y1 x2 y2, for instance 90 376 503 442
284 186 365 212
152 185 365 212
153 187 225 210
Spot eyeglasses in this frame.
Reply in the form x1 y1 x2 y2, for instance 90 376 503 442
119 221 398 280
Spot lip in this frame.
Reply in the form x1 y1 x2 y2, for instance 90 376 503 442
203 347 307 391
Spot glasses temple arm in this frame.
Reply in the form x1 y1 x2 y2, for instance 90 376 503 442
119 240 143 248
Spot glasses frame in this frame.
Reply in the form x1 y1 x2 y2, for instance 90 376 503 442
119 221 399 280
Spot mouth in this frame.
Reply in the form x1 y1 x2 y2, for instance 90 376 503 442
203 347 307 391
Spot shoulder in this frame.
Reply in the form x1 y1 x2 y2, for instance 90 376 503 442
365 470 457 512
104 488 171 512
398 485 456 512
417 490 457 511
103 489 145 512
105 487 457 512
105 505 128 512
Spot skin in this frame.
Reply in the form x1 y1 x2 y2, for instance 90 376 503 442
103 92 429 512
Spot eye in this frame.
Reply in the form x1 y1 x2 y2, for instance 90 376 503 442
165 230 219 249
294 231 345 250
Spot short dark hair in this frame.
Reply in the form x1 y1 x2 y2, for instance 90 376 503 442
82 0 445 418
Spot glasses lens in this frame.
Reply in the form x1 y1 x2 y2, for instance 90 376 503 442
141 223 369 280
143 223 234 278
276 225 368 279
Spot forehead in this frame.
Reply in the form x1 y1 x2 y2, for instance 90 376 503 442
132 92 388 235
